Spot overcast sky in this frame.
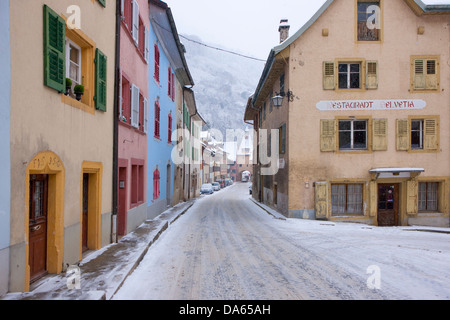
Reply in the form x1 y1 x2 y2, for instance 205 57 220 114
167 0 449 60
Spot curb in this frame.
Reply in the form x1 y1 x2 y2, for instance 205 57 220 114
1 201 195 301
110 202 194 299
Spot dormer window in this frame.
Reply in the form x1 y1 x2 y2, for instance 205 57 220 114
357 0 381 42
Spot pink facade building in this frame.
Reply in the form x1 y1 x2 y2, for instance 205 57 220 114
117 0 150 236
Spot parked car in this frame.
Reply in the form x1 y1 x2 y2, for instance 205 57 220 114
211 182 220 191
200 183 214 195
217 179 225 188
249 185 252 194
225 179 233 186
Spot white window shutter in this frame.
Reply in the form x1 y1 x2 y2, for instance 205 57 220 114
144 26 149 63
132 0 139 46
143 98 148 133
131 84 140 128
121 0 124 19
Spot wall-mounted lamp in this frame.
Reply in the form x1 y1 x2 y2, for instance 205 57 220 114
271 90 294 107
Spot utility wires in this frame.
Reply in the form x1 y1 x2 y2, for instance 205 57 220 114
151 17 266 62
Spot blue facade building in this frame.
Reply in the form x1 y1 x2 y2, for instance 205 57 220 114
0 0 11 296
147 0 194 218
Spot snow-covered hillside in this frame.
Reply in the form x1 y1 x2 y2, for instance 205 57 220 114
182 35 265 136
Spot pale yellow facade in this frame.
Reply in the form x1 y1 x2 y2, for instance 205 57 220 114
9 0 116 292
250 0 449 227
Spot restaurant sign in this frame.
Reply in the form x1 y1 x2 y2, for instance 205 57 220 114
316 99 426 111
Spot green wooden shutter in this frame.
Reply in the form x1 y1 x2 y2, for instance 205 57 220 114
43 5 66 93
97 0 106 7
95 48 107 112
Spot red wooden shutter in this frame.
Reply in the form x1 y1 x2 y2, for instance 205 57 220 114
154 44 160 82
154 101 160 139
172 73 175 101
153 170 157 200
168 67 171 97
168 113 172 143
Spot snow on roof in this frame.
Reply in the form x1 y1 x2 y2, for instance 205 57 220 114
369 168 425 173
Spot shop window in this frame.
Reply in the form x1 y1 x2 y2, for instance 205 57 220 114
418 182 439 212
331 184 363 215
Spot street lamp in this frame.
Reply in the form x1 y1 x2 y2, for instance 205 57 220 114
271 95 283 107
271 90 294 107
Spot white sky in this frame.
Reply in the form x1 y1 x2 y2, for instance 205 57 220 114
167 0 449 60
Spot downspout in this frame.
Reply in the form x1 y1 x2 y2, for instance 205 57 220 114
183 87 192 200
111 0 121 243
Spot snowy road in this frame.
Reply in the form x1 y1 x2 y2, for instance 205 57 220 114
113 182 450 300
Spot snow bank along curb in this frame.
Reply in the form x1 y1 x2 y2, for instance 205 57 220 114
110 201 195 299
249 197 450 234
1 200 195 301
249 197 287 220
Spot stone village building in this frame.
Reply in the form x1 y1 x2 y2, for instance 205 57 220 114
246 0 450 227
6 0 116 292
1 0 204 295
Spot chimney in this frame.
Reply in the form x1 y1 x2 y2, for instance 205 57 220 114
279 19 290 43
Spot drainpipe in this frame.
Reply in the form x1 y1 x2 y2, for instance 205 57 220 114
111 0 121 243
183 88 191 200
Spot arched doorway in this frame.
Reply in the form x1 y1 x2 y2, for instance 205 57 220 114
25 151 65 291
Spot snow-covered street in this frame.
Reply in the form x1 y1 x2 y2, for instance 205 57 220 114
113 182 450 300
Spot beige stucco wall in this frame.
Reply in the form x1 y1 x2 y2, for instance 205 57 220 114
9 0 116 291
285 0 449 222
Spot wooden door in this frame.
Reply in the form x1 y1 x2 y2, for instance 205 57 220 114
82 173 89 252
377 184 399 226
118 167 127 236
29 174 48 282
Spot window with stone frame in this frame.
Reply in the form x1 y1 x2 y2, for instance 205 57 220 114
357 0 381 41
